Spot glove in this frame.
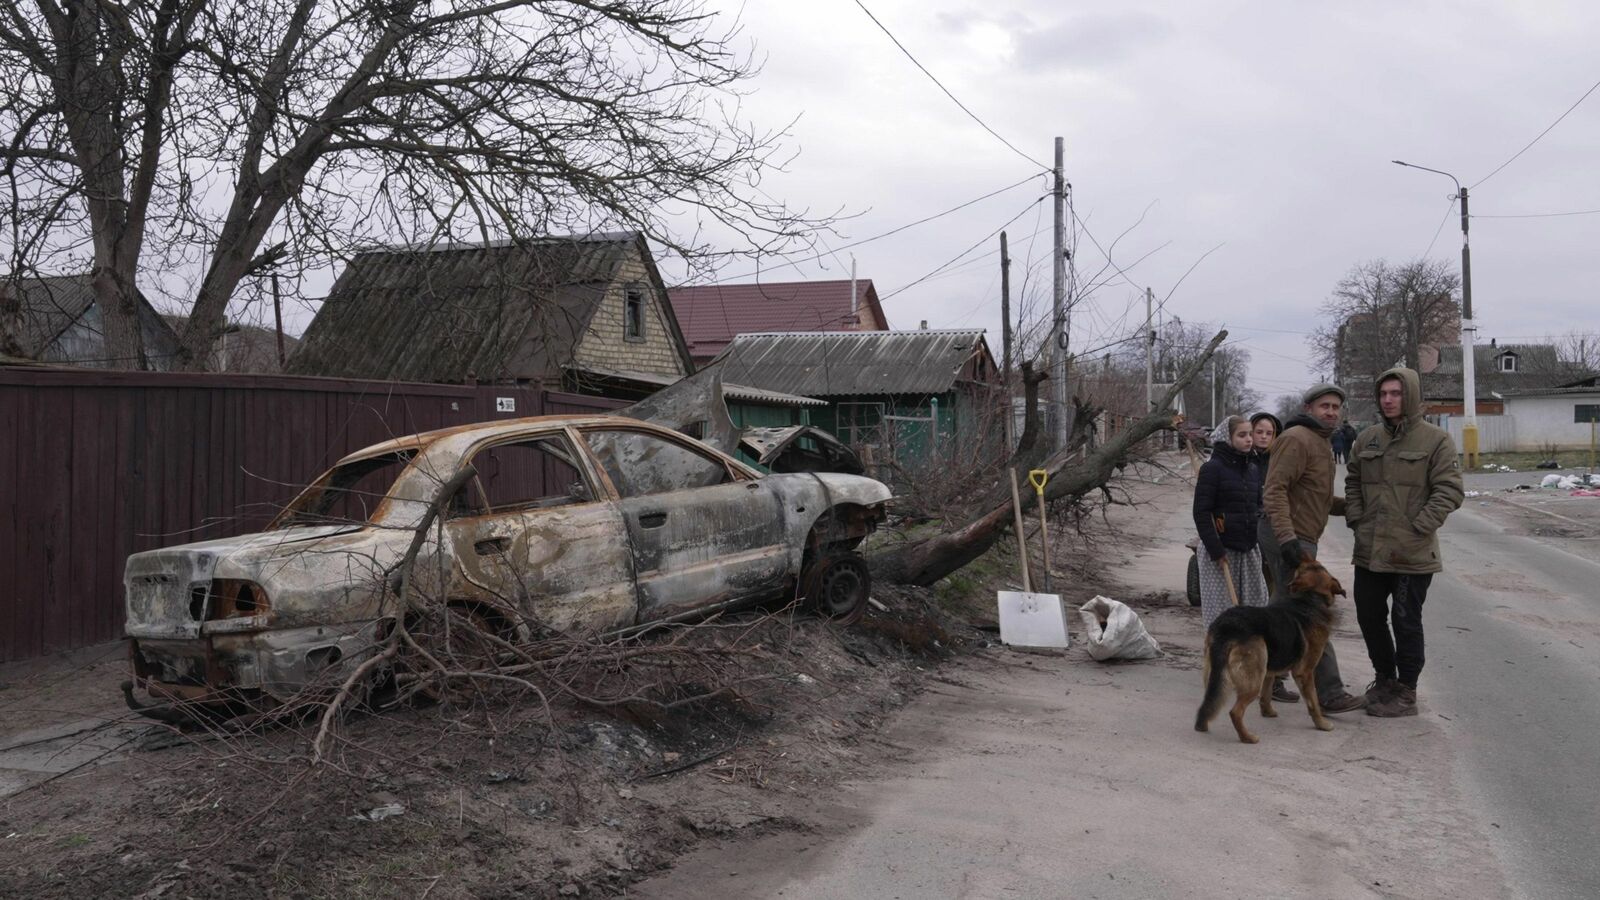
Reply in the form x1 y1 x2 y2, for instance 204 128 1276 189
1208 547 1227 562
1280 539 1307 570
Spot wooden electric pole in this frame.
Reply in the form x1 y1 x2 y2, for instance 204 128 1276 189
1050 137 1068 450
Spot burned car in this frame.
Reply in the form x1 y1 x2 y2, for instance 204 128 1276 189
123 416 890 713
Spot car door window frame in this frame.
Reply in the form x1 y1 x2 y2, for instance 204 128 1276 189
448 430 604 521
575 424 758 500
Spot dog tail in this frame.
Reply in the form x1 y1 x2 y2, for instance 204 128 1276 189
1195 631 1229 731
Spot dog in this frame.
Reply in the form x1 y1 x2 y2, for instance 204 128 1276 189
1194 557 1344 744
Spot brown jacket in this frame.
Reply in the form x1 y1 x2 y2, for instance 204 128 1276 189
1346 367 1464 574
1264 414 1346 545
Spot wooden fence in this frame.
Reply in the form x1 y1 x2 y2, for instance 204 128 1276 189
0 367 622 662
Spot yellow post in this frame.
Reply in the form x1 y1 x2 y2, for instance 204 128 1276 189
1590 417 1596 471
1462 421 1480 470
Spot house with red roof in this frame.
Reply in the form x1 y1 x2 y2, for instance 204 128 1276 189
667 279 889 368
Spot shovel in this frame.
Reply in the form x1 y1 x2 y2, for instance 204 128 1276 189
998 467 1068 649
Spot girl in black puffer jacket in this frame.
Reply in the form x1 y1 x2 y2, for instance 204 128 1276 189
1193 416 1271 629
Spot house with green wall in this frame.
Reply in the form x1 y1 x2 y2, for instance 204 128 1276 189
709 329 1002 470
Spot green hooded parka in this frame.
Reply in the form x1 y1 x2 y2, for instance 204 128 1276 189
1345 367 1465 573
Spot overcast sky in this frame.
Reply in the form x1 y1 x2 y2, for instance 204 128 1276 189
688 0 1600 405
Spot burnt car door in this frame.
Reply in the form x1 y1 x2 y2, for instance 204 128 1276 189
578 426 790 622
445 432 638 633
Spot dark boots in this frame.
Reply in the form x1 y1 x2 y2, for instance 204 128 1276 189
1367 681 1418 717
1272 676 1299 703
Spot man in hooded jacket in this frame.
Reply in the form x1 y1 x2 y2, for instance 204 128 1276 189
1346 367 1464 717
1263 383 1366 713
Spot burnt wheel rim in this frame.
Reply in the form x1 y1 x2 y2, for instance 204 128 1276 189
817 557 869 618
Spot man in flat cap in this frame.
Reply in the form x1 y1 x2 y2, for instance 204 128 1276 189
1262 383 1366 713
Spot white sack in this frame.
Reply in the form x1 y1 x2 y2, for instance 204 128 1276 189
1076 596 1162 661
1540 474 1564 488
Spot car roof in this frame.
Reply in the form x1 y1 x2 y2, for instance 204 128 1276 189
336 414 660 465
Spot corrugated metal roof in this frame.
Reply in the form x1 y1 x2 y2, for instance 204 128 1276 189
288 234 650 382
577 363 823 407
710 329 989 397
668 280 889 360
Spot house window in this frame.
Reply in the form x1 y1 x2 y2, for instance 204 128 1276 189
624 286 646 342
1498 352 1518 373
1574 404 1600 424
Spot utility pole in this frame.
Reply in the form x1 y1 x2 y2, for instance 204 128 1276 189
1393 160 1480 467
1000 231 1014 450
1000 232 1013 383
1203 355 1216 425
1050 137 1068 450
1145 287 1155 412
1457 186 1479 467
271 273 286 370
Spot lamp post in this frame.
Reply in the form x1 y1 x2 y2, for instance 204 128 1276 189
1392 160 1479 467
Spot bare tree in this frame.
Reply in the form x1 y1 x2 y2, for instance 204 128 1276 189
1308 259 1461 416
1 0 811 369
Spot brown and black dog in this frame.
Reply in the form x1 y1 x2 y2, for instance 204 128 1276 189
1194 558 1344 743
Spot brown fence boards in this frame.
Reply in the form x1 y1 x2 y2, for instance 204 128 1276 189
0 368 623 662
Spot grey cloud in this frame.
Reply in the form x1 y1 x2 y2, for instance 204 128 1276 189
1014 12 1175 71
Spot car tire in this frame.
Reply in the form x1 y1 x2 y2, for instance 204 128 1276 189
1186 553 1202 607
803 552 872 625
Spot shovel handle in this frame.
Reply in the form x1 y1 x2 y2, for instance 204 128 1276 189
1028 469 1048 495
1218 555 1243 607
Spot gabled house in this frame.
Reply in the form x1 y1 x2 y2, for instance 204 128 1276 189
0 273 181 370
1500 376 1600 451
710 328 1000 468
1421 341 1573 415
288 233 694 400
668 279 890 368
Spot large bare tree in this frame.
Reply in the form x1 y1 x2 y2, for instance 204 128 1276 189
1 0 806 369
1308 259 1461 414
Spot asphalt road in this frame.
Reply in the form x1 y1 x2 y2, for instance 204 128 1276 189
1349 498 1600 898
633 465 1600 900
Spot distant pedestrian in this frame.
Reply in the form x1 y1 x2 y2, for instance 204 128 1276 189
1263 383 1366 714
1192 417 1271 630
1330 422 1350 464
1346 367 1464 717
1335 422 1358 463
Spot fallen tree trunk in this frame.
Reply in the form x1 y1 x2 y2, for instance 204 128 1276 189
869 329 1228 586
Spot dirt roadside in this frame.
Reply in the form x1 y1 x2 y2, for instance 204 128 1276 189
629 461 1510 900
0 462 1109 900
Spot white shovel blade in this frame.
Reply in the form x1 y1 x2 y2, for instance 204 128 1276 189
997 590 1070 648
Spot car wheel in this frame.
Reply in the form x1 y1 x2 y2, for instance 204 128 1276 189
804 553 872 624
1186 553 1202 607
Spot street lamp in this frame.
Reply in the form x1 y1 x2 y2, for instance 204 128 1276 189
1392 159 1479 467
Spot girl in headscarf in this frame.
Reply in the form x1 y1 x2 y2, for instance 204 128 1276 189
1192 415 1272 630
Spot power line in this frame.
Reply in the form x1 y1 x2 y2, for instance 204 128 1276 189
1472 73 1600 189
880 197 1047 301
1474 207 1600 219
695 171 1046 285
852 0 1046 170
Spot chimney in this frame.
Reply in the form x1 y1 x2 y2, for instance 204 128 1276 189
1490 337 1497 348
919 320 928 330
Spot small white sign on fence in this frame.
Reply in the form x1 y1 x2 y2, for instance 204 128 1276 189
496 397 516 413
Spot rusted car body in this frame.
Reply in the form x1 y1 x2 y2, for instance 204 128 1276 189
123 416 890 711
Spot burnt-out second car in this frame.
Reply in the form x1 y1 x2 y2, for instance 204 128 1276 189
123 416 890 714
